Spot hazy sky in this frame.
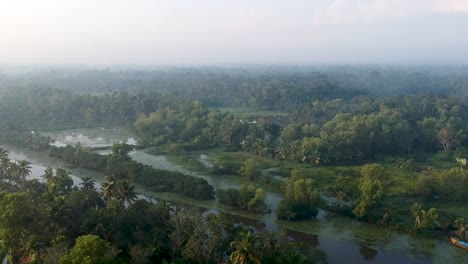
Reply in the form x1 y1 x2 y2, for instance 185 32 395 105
1 0 468 65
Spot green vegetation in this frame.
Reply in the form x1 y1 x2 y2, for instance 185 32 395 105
48 143 214 200
0 150 326 263
2 67 468 262
59 235 114 264
217 185 267 213
277 169 322 220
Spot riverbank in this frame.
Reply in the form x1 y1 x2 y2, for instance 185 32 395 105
5 126 468 263
3 141 467 264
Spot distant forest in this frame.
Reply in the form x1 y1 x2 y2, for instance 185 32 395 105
1 66 468 164
1 65 468 105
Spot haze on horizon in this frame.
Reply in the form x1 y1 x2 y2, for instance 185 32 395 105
1 0 468 66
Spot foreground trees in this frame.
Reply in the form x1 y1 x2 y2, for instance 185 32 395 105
230 231 260 264
59 235 114 264
0 151 326 263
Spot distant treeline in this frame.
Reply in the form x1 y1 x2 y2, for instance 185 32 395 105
133 93 468 164
2 66 468 111
1 66 468 165
2 66 468 94
1 84 468 164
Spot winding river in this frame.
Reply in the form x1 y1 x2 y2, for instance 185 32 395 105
2 127 467 264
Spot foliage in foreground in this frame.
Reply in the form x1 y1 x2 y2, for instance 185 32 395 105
0 151 327 263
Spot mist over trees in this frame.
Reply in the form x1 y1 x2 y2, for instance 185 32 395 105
1 65 468 263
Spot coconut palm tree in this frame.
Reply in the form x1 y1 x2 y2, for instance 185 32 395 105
0 156 12 175
230 231 260 264
412 204 439 230
80 176 96 191
455 218 466 240
106 199 124 215
101 176 117 202
41 167 54 183
8 162 19 178
116 180 137 205
421 208 438 230
16 160 32 180
411 203 423 228
0 148 8 159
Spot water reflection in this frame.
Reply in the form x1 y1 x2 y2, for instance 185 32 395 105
360 245 378 261
286 229 320 248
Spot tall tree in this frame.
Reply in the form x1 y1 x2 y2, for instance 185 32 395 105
59 235 114 264
15 160 32 181
0 156 11 175
411 203 423 228
80 176 96 192
116 180 137 205
230 231 260 264
454 218 466 240
101 176 117 203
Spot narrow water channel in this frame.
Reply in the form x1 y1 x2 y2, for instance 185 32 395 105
30 128 468 264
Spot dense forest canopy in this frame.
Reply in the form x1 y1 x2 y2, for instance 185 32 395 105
1 65 468 104
1 66 467 164
1 65 468 263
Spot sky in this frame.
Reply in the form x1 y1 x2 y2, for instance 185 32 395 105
0 0 468 65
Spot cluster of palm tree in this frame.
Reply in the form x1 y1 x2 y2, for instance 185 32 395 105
410 203 439 230
228 230 310 264
0 148 32 182
100 176 138 206
454 218 467 240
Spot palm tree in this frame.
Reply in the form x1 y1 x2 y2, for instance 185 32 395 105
411 203 423 228
106 199 124 215
0 156 12 175
16 160 32 180
336 191 347 206
101 176 117 202
0 148 8 159
412 204 438 230
421 208 439 230
454 218 466 240
80 176 96 191
229 231 260 264
116 180 137 205
41 167 54 183
8 162 19 178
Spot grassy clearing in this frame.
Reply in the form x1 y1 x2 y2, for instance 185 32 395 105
147 145 468 229
169 148 430 197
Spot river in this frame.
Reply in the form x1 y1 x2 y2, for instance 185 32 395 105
3 127 466 264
